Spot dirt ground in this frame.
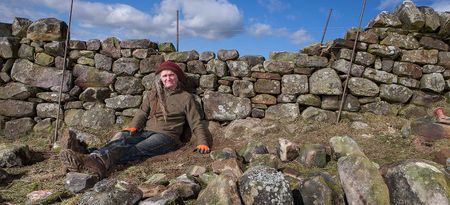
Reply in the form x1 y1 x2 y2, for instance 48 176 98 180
0 108 448 204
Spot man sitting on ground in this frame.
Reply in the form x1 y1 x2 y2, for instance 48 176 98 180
59 61 212 178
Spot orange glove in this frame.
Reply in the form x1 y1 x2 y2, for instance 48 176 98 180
193 144 210 154
123 127 137 133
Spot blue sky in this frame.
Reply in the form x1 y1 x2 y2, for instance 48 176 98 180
0 0 449 58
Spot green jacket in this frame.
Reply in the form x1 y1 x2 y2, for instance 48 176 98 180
128 90 212 147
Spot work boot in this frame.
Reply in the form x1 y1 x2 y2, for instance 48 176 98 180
59 129 89 154
59 149 108 178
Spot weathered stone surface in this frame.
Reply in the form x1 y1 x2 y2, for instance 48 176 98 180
438 12 450 38
265 103 300 121
196 174 242 205
297 94 321 107
338 154 390 205
0 82 37 100
166 174 201 199
380 33 420 49
0 143 31 167
79 87 111 102
269 51 297 61
77 56 94 67
18 44 34 61
296 54 328 68
86 39 101 51
26 18 68 41
363 68 398 84
0 100 35 117
227 60 250 77
251 94 276 105
105 95 141 110
381 159 449 205
73 64 115 88
420 73 445 93
218 49 239 61
100 37 121 59
331 59 365 77
332 39 368 51
380 84 413 103
239 166 294 205
368 12 402 28
438 52 450 69
112 57 139 76
299 172 345 205
251 72 281 80
199 74 217 90
35 52 54 66
64 109 84 127
64 172 98 193
239 55 265 68
277 94 296 103
120 39 150 49
139 55 164 74
281 74 308 95
12 17 32 38
361 101 400 116
211 158 244 179
202 91 251 121
395 1 425 30
367 44 401 59
165 50 199 63
348 77 379 97
309 68 342 95
410 90 442 106
355 51 376 66
11 59 72 91
401 49 438 65
422 65 445 74
345 28 379 44
0 37 20 58
254 79 280 94
187 60 207 75
419 36 448 51
263 60 295 74
206 59 228 77
78 179 142 205
393 62 422 79
321 94 360 112
115 76 144 95
80 105 115 129
36 103 62 118
44 41 65 57
36 92 70 103
4 118 35 138
277 138 299 162
398 104 427 119
199 51 215 62
232 80 255 98
329 136 365 159
418 6 441 32
299 144 327 168
301 106 337 123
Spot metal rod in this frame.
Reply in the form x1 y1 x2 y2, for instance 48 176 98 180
320 9 333 46
336 0 367 123
176 10 179 51
52 0 74 147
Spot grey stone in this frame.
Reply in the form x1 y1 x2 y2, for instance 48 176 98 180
78 179 142 205
420 73 445 93
301 106 337 123
299 172 345 205
321 94 360 112
26 18 68 41
299 144 327 168
422 65 445 74
64 172 98 193
393 62 422 79
0 23 11 37
355 51 376 66
206 59 228 77
263 60 295 74
4 118 35 138
120 39 150 49
398 77 420 88
265 103 300 121
36 103 63 119
105 95 142 110
202 91 251 121
12 17 32 38
218 49 239 61
363 68 398 84
0 100 35 117
43 41 65 57
199 74 217 90
395 1 425 30
232 80 255 98
254 79 280 94
309 68 342 95
0 82 37 100
112 57 139 76
196 174 242 205
380 84 413 103
438 52 450 69
69 40 87 50
132 49 148 59
348 77 379 97
115 76 144 95
165 50 199 62
0 143 31 167
80 105 115 130
269 51 297 61
296 54 328 68
367 44 401 59
401 49 439 65
331 59 365 77
418 6 441 32
86 39 101 51
297 94 321 107
277 138 299 162
361 101 400 116
73 64 115 88
199 51 215 62
368 11 402 28
239 55 265 68
36 92 71 103
100 37 121 59
0 37 20 58
35 52 54 66
380 33 420 49
18 44 34 61
251 94 277 105
281 74 308 95
64 109 85 127
187 60 207 74
11 59 72 91
139 55 164 74
419 36 448 51
227 60 250 77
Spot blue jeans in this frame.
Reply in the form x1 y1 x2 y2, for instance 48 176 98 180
93 130 179 165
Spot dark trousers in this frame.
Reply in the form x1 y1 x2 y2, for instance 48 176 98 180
93 130 179 165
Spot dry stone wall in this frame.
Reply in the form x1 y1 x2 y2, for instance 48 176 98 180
0 1 450 138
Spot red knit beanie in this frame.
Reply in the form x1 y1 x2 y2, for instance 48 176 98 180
156 61 186 82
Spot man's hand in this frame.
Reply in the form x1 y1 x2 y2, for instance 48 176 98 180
193 144 210 154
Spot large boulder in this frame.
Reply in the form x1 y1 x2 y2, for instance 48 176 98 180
338 155 390 205
309 68 342 95
80 105 115 130
0 143 31 167
165 50 199 62
368 11 402 28
105 95 141 110
329 136 365 159
299 172 345 205
380 33 420 50
78 179 142 205
301 106 337 123
112 58 139 76
265 103 300 121
196 175 242 205
418 6 441 32
395 1 425 30
420 73 445 93
0 82 37 100
12 17 33 38
100 37 121 59
4 118 35 138
26 18 68 41
347 77 379 97
381 159 449 205
73 64 115 88
281 74 308 95
223 118 285 140
218 49 239 61
239 166 294 205
0 100 35 117
401 50 439 65
227 60 250 77
203 91 251 121
379 84 413 103
0 37 20 58
11 59 72 92
263 60 295 74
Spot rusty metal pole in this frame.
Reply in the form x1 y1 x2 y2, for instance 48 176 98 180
336 0 367 123
176 10 179 51
52 0 74 148
320 9 333 46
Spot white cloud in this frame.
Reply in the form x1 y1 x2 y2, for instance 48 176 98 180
377 0 402 10
0 0 53 23
25 0 243 40
247 23 310 44
431 0 450 12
